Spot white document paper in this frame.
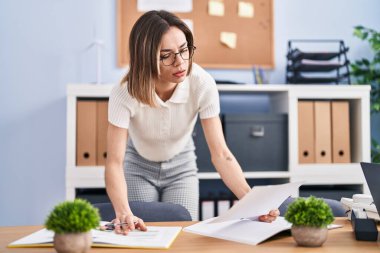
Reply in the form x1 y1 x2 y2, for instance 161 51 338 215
184 182 303 245
184 216 292 245
137 0 192 13
210 182 303 223
9 225 182 249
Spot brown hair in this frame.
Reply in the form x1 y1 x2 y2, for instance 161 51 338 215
120 10 194 106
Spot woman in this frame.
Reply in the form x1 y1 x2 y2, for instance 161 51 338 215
106 10 279 234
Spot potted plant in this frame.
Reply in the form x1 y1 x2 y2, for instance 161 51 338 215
45 199 100 253
350 26 380 162
284 196 334 247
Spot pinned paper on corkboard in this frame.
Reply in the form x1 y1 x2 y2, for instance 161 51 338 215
208 0 225 16
220 32 237 49
238 1 255 18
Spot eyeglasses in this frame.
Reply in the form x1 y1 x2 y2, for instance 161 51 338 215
160 46 196 66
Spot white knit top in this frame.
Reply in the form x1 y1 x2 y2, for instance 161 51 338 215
108 63 220 162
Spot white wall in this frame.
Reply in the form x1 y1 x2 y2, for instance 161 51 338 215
0 0 379 226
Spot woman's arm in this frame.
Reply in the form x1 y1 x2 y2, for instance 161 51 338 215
201 116 279 221
105 123 146 234
201 117 250 199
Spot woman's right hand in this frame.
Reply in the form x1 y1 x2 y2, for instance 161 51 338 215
112 213 147 235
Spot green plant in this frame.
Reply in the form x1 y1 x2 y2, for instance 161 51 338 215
45 199 100 234
351 26 380 162
284 196 334 228
372 139 380 162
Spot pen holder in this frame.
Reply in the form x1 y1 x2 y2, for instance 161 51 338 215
351 211 378 241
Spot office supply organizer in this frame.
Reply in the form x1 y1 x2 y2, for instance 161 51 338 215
286 40 351 84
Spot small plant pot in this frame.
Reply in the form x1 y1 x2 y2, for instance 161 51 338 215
291 226 328 247
53 232 92 253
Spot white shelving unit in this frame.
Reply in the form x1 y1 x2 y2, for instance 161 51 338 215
66 84 371 200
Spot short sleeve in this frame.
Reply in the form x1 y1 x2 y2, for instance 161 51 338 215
196 68 220 119
108 84 133 129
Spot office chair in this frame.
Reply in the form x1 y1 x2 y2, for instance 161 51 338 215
93 201 192 222
279 197 346 217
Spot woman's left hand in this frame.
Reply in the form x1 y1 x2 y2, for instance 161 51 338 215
258 209 280 223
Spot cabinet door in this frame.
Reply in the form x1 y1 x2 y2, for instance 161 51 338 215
225 114 288 171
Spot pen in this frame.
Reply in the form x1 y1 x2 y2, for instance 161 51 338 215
104 222 138 230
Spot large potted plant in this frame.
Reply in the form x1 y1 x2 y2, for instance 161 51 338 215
351 26 380 162
285 196 334 247
45 199 100 253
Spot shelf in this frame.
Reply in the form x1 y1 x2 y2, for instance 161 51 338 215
288 86 370 99
67 84 370 97
295 163 361 170
287 61 349 72
197 171 290 180
68 84 370 95
287 73 349 84
286 40 351 85
66 166 105 179
291 163 367 185
66 83 371 199
287 48 349 61
67 83 114 97
67 166 290 180
216 84 289 92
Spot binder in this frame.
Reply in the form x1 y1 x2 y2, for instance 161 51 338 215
331 101 351 163
298 101 315 163
96 101 108 166
201 201 215 221
77 101 97 166
314 101 332 163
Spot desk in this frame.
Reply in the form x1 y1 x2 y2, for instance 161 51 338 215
1 218 379 253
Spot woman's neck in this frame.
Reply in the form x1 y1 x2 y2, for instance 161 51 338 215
155 82 178 102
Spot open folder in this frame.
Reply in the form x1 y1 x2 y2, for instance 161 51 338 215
183 182 303 245
8 224 182 249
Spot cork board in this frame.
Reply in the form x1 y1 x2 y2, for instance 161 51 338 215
117 0 274 69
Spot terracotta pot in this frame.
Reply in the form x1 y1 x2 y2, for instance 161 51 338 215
53 232 92 253
291 226 328 247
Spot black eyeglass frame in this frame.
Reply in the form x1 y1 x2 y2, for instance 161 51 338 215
160 46 197 66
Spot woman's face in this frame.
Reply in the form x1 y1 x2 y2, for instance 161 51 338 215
157 26 189 86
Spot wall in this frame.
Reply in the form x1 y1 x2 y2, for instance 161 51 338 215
0 0 379 226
